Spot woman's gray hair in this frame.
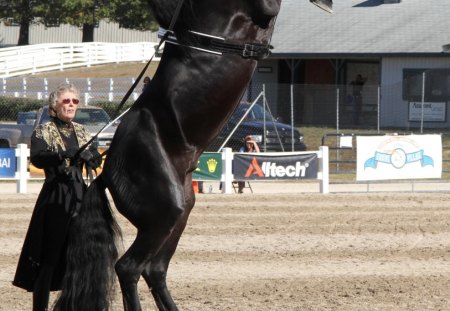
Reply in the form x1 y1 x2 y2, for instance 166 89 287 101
48 83 80 117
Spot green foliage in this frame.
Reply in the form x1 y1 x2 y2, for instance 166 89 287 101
108 0 158 31
0 96 46 121
0 0 43 24
89 100 134 118
0 0 158 45
61 0 110 27
0 97 135 122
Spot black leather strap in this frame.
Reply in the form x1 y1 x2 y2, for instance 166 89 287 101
165 31 273 60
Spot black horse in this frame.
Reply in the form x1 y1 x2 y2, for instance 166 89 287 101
54 0 331 310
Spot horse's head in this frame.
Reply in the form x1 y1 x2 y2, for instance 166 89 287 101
248 0 281 28
147 0 282 43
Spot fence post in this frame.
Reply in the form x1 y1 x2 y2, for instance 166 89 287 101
44 78 48 95
319 146 329 194
22 77 27 98
221 147 234 194
15 144 30 194
109 78 114 102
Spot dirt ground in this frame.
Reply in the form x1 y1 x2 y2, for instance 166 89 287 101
1 185 450 310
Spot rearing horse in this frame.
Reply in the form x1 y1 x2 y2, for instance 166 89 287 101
53 0 330 310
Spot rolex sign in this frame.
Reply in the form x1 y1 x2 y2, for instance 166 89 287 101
193 153 222 180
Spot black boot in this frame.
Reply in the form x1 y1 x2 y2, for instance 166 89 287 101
33 265 53 311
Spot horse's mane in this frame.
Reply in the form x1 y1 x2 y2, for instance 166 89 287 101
151 0 194 32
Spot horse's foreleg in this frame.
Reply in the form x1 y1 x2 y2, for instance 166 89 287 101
116 205 184 311
142 218 190 311
116 234 151 311
142 188 195 311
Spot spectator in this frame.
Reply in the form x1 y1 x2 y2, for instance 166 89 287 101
238 135 260 193
350 74 367 125
142 76 152 92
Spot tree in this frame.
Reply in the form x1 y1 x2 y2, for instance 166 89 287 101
61 0 158 42
0 0 48 45
0 0 158 45
109 0 158 32
60 0 110 42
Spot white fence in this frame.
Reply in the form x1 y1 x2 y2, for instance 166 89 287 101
1 77 146 104
0 42 160 78
0 146 330 194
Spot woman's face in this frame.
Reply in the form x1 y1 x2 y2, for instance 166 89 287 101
55 91 79 123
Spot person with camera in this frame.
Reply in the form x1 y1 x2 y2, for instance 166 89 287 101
13 83 102 311
238 135 260 193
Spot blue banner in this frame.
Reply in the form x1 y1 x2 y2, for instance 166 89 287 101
364 149 434 170
0 149 16 177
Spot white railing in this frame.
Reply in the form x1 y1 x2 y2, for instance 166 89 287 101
0 145 330 194
0 42 160 78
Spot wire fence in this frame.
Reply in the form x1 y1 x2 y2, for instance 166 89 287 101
1 75 450 182
1 75 449 128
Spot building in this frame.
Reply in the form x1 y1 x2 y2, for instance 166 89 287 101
0 20 157 47
253 0 450 129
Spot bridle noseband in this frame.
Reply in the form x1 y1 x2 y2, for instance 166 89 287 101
162 29 273 60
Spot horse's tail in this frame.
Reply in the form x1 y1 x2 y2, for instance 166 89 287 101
54 175 121 311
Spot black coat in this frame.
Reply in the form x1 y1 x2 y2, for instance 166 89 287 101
12 119 101 291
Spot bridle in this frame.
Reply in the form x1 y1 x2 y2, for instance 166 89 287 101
163 29 273 60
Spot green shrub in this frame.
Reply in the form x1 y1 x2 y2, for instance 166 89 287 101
0 97 46 121
87 100 134 118
0 97 134 122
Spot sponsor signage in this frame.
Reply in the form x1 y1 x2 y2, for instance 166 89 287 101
408 102 446 122
192 152 222 180
357 135 442 181
0 148 16 177
233 153 318 180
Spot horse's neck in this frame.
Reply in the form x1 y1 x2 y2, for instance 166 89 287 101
149 49 257 149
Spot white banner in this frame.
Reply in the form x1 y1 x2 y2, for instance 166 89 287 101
409 102 446 122
357 135 442 181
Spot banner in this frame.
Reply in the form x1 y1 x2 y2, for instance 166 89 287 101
409 102 446 122
233 152 318 180
192 152 222 180
357 135 442 181
0 149 16 177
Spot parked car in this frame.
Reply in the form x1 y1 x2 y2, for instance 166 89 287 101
206 102 307 152
37 106 116 150
0 106 116 150
17 111 37 125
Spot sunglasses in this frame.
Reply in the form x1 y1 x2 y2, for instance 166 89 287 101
61 98 80 105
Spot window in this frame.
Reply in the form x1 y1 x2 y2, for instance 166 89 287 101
403 68 450 102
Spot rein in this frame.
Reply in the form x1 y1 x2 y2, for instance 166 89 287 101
77 0 273 167
76 0 186 159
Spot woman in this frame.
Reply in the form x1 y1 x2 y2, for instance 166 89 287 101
238 135 260 193
12 83 102 311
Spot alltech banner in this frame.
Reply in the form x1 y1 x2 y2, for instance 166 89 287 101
357 135 442 181
192 152 222 180
233 153 318 180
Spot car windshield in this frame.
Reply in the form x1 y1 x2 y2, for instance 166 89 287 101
74 109 111 126
231 104 274 122
39 107 111 126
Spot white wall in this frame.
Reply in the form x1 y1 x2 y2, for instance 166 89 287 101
0 20 157 47
251 59 279 115
380 57 450 128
